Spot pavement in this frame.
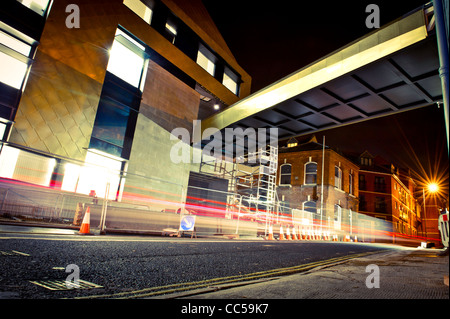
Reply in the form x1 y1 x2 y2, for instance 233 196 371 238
168 248 449 299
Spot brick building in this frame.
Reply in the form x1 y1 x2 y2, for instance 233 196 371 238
277 136 359 234
355 151 423 240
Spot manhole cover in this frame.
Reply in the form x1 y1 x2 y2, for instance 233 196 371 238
29 279 103 291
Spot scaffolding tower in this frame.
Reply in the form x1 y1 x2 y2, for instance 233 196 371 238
198 145 279 224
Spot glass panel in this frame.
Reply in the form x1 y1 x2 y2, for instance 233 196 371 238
0 51 28 89
123 0 152 24
223 72 237 94
0 30 32 56
17 0 51 16
61 163 81 192
196 50 215 76
76 150 123 200
107 32 145 88
91 100 130 148
0 146 55 186
305 162 317 184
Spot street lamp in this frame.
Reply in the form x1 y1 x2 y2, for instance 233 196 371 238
428 183 439 194
422 182 440 244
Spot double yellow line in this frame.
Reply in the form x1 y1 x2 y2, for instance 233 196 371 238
74 251 377 299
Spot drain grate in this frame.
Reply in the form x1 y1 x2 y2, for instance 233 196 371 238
0 250 30 256
29 279 103 291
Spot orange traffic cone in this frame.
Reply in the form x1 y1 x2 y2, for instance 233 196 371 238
267 226 274 240
79 206 91 235
279 226 285 240
291 227 298 240
354 235 358 242
286 227 291 240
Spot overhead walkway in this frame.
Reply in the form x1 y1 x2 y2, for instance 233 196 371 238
198 5 442 145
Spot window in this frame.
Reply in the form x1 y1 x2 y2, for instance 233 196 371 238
223 67 239 95
360 195 367 211
107 29 148 89
349 172 354 195
196 44 216 76
0 118 7 140
92 28 146 159
91 100 130 149
375 197 387 213
334 204 342 230
334 166 342 189
70 150 124 200
124 0 153 25
17 0 52 16
279 163 291 185
304 162 317 185
165 20 177 44
360 157 372 166
286 137 298 147
303 201 317 215
374 176 386 192
359 174 366 190
0 29 33 90
0 145 55 187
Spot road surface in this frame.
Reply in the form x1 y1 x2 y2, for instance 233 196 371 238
0 227 395 299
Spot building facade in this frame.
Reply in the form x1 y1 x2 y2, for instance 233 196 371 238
0 0 251 211
356 151 423 240
276 136 360 235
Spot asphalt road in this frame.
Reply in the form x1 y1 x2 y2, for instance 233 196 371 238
0 231 394 299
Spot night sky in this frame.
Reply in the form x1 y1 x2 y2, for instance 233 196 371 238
202 0 448 193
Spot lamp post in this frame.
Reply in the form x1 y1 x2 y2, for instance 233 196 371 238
422 183 440 242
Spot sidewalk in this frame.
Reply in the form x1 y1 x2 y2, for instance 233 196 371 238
180 248 449 299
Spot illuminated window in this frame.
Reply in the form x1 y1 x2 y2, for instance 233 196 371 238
0 29 33 90
223 70 238 95
279 163 292 185
196 45 216 76
0 52 28 90
107 29 147 89
0 146 55 186
61 162 81 192
76 150 124 200
287 137 298 148
0 30 32 56
123 0 153 24
305 162 317 185
165 21 177 44
16 0 52 16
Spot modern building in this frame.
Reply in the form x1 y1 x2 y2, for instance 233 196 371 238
355 151 423 240
276 136 360 236
0 0 251 212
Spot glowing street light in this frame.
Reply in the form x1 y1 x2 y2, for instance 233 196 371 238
428 183 439 193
